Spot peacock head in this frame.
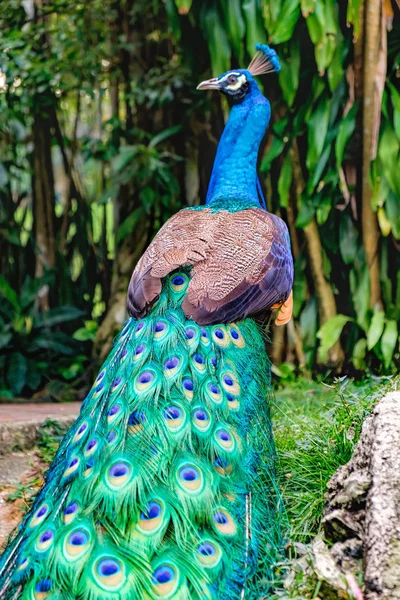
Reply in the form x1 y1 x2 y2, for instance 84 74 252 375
197 44 280 102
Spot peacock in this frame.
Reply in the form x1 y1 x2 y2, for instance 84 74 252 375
0 44 293 599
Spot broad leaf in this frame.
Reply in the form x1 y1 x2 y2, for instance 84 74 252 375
221 0 245 62
33 305 84 329
277 153 292 208
174 0 192 14
381 320 398 369
0 275 19 311
367 310 385 350
335 104 357 168
306 94 330 171
352 338 367 370
7 352 27 396
339 212 358 264
242 0 267 56
317 314 353 361
279 38 300 106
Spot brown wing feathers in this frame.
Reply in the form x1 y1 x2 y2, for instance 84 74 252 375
127 208 293 324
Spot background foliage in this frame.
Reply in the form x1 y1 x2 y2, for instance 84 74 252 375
0 0 399 399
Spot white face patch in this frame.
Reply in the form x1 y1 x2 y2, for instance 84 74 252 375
219 72 247 92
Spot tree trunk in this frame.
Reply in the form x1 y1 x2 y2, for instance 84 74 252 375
361 0 387 309
32 106 56 310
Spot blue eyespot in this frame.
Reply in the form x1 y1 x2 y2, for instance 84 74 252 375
171 275 185 286
97 559 120 577
140 501 161 520
153 565 174 584
35 579 52 593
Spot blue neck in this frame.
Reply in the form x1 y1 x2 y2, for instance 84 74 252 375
206 81 271 208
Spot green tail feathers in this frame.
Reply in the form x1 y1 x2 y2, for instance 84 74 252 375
0 271 284 599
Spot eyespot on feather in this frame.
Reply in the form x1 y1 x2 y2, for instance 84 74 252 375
151 562 180 598
64 527 91 560
169 273 189 295
128 410 146 434
62 455 80 479
211 325 230 348
212 507 237 537
228 325 245 348
176 463 204 495
134 367 157 394
93 557 126 591
137 499 168 535
153 320 169 342
105 460 133 490
191 352 207 375
63 501 79 525
182 376 194 400
107 403 122 425
163 404 187 433
72 420 89 444
192 406 212 433
29 502 50 529
196 538 223 569
35 528 55 553
33 578 53 600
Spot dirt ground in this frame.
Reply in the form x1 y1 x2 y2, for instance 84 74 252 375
0 452 46 548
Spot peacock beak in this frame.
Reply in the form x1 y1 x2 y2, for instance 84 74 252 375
196 78 221 91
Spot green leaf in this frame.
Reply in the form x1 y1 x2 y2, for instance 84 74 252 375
387 82 400 140
277 153 292 208
33 306 84 329
335 104 357 169
165 0 181 40
33 335 76 356
386 191 400 240
295 198 315 228
260 136 285 171
378 125 400 198
200 4 231 75
242 0 267 57
0 331 12 350
306 1 324 45
7 352 27 396
367 310 385 350
269 0 301 44
73 321 98 342
301 0 316 17
327 33 345 91
306 95 330 171
25 360 42 392
112 146 139 174
279 38 300 106
317 314 353 362
350 265 370 332
0 275 19 311
352 338 367 370
346 0 362 38
339 212 358 264
221 0 245 62
0 162 8 190
116 207 144 244
381 320 398 369
174 0 192 14
149 125 182 148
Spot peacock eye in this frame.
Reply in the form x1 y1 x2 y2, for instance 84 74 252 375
228 75 237 84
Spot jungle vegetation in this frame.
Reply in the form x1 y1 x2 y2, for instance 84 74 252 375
0 0 399 399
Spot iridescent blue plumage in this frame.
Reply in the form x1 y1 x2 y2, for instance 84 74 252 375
206 70 271 207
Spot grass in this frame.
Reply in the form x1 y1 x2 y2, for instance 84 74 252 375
271 374 397 597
